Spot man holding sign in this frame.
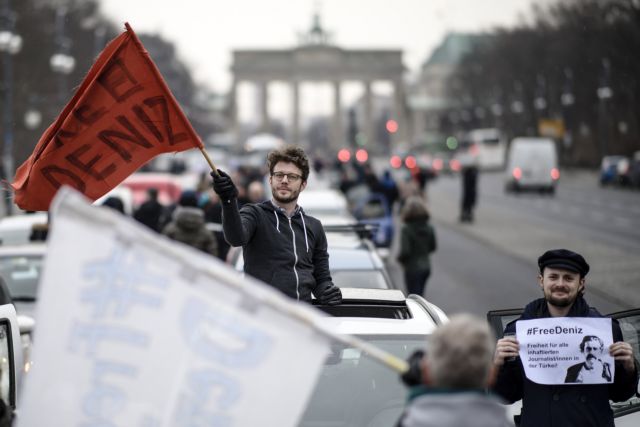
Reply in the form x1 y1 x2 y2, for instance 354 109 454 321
492 249 638 427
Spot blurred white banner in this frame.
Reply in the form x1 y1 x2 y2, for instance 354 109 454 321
17 187 329 427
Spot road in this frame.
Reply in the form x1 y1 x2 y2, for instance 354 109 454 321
385 168 640 318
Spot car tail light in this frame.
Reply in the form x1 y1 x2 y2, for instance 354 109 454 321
355 149 368 163
551 168 560 180
512 167 522 180
432 158 443 171
404 156 417 169
390 155 402 169
450 159 461 172
337 149 351 163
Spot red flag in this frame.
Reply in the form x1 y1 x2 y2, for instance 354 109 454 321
11 23 203 211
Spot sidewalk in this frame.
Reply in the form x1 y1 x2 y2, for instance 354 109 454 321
426 170 640 309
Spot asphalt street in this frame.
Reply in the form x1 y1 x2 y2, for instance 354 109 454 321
385 168 640 318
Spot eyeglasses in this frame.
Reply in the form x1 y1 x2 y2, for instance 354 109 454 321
272 172 302 182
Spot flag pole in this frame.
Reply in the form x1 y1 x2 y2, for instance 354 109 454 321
199 147 219 176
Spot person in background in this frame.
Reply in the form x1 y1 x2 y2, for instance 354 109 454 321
211 145 341 305
133 188 165 232
246 180 266 204
492 249 638 427
380 169 399 211
459 153 478 223
396 196 437 296
397 314 513 427
162 190 218 257
101 196 125 214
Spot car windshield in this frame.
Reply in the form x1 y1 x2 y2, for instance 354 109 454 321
332 270 389 289
0 255 43 300
299 334 426 427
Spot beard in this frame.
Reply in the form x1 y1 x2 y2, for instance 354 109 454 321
271 185 300 204
544 287 578 308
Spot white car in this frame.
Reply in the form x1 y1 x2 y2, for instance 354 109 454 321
0 213 48 246
299 288 448 426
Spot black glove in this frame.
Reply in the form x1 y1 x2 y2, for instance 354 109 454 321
211 169 238 202
400 349 425 387
317 283 342 305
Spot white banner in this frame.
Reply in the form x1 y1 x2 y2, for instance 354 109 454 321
515 317 614 385
17 187 330 427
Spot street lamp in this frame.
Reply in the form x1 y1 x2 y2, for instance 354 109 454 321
0 0 22 216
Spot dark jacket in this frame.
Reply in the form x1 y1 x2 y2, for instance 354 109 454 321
397 220 437 272
221 200 333 301
492 297 639 427
162 206 218 257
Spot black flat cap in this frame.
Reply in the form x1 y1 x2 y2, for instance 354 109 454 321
538 249 590 277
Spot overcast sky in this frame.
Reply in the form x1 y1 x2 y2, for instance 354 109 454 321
99 0 551 93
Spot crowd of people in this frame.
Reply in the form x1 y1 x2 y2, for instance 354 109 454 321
94 146 638 427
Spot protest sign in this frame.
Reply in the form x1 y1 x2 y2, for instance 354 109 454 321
17 187 330 427
516 317 614 385
11 23 202 211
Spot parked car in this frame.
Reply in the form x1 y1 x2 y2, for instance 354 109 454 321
297 189 354 222
0 244 45 319
352 193 394 248
228 224 396 290
299 288 448 426
0 303 23 415
505 137 559 194
0 213 48 246
487 307 640 426
600 155 630 186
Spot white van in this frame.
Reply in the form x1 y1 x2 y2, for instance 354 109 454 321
505 137 559 194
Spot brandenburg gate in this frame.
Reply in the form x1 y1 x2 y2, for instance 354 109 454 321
229 15 406 152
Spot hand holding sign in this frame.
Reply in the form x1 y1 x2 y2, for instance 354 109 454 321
515 317 615 385
494 333 519 366
609 341 636 373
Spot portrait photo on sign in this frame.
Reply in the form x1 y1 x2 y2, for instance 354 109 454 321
515 317 614 385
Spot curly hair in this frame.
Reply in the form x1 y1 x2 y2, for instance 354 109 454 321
267 146 310 181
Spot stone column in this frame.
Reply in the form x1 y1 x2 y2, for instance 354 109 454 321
229 78 239 141
291 80 300 144
363 80 373 147
393 78 406 145
332 80 343 152
258 80 269 132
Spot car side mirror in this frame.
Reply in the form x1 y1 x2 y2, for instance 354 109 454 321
17 315 35 335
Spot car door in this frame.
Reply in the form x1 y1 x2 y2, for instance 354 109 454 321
0 303 23 411
486 308 523 338
608 309 640 425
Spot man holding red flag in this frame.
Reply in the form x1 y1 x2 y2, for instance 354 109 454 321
11 23 203 212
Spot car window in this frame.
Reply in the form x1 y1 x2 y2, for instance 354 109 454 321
299 335 425 427
332 271 389 289
0 256 42 300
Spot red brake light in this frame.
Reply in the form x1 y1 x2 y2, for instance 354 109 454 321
551 168 560 180
390 155 402 169
337 149 351 163
450 159 461 172
405 156 417 169
512 167 522 180
355 149 368 163
432 158 443 171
